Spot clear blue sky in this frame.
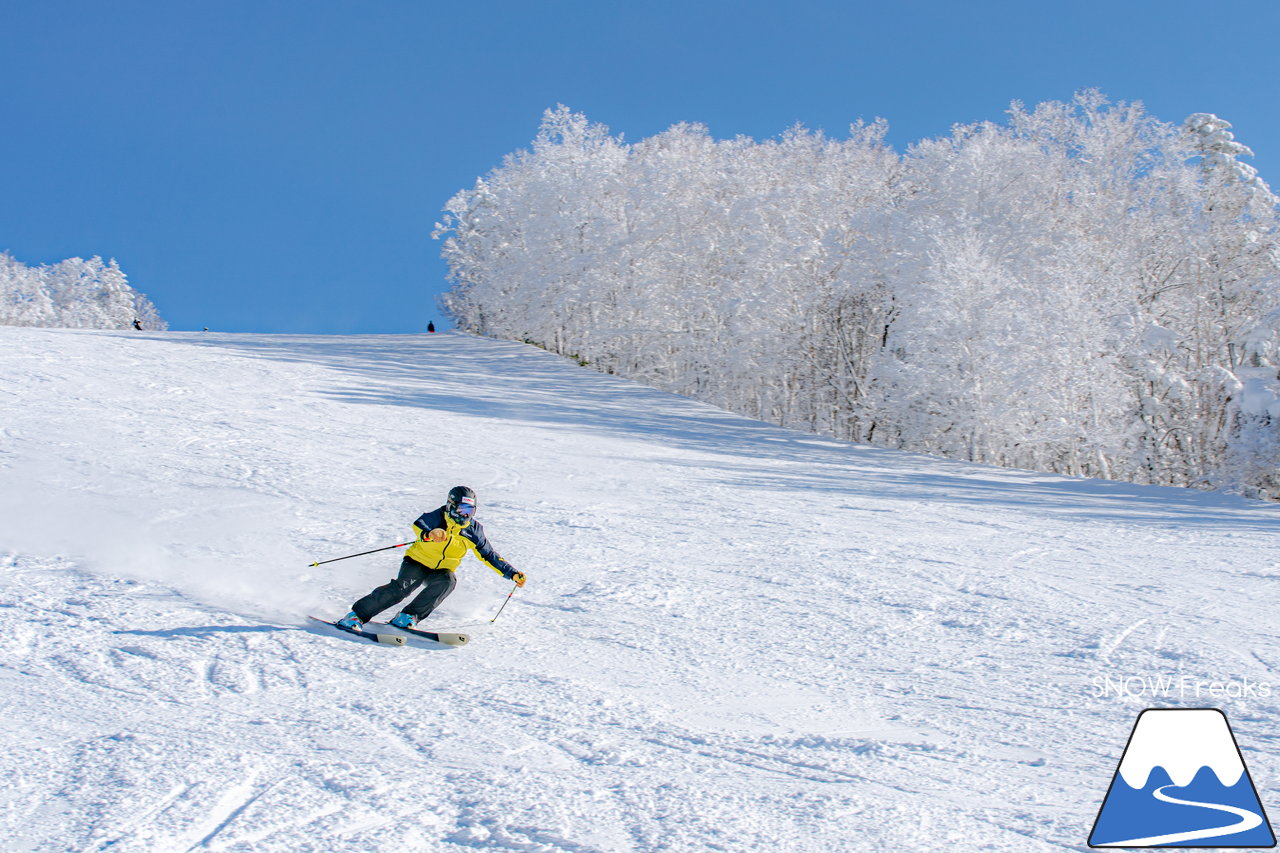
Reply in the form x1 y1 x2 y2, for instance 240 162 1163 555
3 0 1277 334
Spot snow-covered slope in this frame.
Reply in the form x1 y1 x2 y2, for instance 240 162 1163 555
2 328 1278 852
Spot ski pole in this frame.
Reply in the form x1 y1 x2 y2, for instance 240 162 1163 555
490 582 520 623
309 541 414 567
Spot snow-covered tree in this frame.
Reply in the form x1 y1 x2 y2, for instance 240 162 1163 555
0 253 167 330
435 94 1280 498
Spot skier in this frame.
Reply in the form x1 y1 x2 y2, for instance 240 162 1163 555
427 321 436 333
337 486 525 631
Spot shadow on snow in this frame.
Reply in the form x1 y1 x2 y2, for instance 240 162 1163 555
153 331 1280 534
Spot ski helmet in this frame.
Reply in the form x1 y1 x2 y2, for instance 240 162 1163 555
446 485 477 524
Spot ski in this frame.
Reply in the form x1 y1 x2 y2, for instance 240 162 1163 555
307 615 405 646
375 622 470 646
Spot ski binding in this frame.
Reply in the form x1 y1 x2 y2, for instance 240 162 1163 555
308 615 405 646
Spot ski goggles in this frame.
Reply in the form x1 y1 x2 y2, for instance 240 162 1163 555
452 500 477 518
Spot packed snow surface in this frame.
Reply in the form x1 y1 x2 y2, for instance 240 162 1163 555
2 328 1279 852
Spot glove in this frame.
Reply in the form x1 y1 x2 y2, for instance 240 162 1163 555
422 528 446 542
511 571 526 588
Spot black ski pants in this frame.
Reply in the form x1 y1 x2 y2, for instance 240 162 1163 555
351 557 457 622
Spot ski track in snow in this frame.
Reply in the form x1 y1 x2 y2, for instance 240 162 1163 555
2 328 1279 851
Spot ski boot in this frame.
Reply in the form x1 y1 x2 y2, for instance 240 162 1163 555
390 612 418 629
336 611 363 630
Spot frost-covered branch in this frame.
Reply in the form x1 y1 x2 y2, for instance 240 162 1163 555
435 95 1280 498
0 253 166 330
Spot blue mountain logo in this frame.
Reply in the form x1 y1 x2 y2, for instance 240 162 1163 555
1090 708 1275 848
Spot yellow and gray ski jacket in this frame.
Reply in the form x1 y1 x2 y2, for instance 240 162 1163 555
404 506 516 579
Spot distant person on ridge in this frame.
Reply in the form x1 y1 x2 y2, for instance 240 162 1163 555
337 486 525 631
427 321 436 333
132 318 143 330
